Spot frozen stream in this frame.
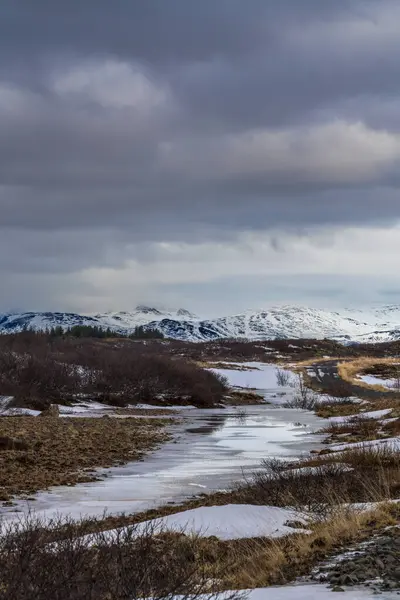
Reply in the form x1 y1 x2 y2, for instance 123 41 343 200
1 363 326 520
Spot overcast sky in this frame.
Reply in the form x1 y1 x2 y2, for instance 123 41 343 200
2 1 400 316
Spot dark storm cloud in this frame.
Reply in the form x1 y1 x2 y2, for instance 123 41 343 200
0 1 355 65
1 0 400 310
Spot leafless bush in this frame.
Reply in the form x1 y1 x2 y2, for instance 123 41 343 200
0 513 244 600
234 407 248 424
275 368 292 387
0 338 228 409
283 375 320 410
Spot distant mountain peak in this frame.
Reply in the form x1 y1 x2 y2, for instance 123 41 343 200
134 305 164 315
176 308 196 318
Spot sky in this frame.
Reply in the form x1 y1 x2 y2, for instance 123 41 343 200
2 0 400 316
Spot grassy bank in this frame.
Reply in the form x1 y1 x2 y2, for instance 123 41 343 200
0 415 171 501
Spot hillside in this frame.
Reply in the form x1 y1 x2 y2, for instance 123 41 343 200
2 304 400 342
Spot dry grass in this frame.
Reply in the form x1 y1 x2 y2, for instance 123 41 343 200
382 417 400 437
315 400 361 418
220 502 400 589
362 396 400 412
0 416 171 501
338 357 400 391
225 390 265 405
321 415 381 444
196 361 258 371
289 357 340 370
316 395 400 419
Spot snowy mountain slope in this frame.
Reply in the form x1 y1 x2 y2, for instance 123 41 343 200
92 306 197 329
2 305 400 342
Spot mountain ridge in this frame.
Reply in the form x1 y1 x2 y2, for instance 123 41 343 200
2 304 400 343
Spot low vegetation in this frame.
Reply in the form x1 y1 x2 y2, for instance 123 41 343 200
338 357 400 391
0 514 244 600
2 503 399 597
0 332 228 409
0 415 171 501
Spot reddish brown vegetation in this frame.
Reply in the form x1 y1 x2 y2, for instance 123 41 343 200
0 333 227 409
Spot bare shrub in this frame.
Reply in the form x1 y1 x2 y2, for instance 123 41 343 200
234 407 248 424
283 375 320 410
0 513 244 600
275 368 292 387
0 337 228 409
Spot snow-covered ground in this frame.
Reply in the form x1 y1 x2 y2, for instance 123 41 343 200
218 585 398 599
358 374 399 389
210 362 294 391
329 436 400 452
328 408 393 424
82 505 310 544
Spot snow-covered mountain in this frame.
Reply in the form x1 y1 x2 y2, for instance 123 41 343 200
2 305 400 343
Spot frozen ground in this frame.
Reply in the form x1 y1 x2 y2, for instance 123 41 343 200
0 363 326 521
329 436 400 452
210 362 294 394
328 408 393 424
358 374 399 389
1 404 326 521
222 585 398 599
83 505 310 543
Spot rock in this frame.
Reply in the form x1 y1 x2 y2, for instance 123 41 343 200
0 436 29 451
331 586 345 592
285 520 306 529
39 404 60 418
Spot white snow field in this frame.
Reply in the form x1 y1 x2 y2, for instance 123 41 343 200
82 505 310 544
358 374 399 389
210 362 294 391
207 585 398 600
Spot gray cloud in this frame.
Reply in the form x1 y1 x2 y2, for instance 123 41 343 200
1 1 400 312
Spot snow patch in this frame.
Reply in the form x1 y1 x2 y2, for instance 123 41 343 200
83 504 310 543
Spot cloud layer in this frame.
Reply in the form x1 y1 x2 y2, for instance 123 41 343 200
1 1 400 313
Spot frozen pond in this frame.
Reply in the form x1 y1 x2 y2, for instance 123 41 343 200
1 363 326 521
